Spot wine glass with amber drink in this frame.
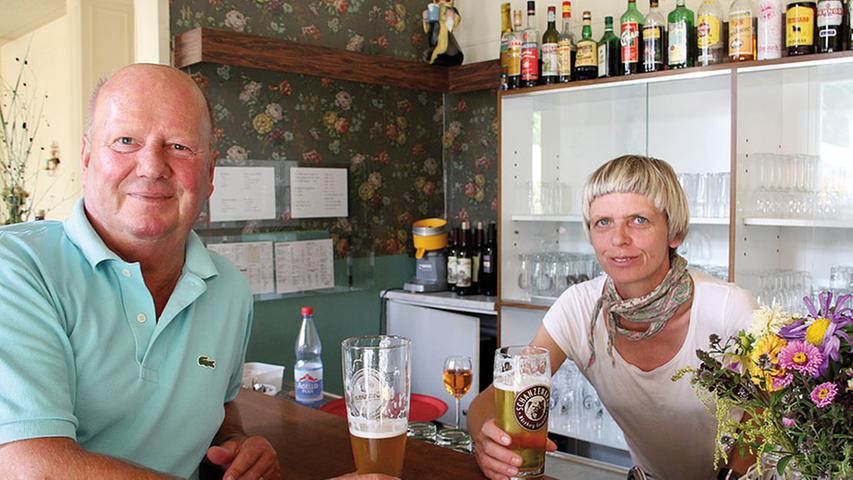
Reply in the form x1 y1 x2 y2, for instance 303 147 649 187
442 355 473 429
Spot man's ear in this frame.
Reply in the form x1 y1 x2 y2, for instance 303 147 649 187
81 135 91 175
206 154 216 199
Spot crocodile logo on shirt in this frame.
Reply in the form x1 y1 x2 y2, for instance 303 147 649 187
197 356 216 369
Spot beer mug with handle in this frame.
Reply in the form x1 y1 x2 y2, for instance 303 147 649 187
493 345 551 478
342 335 412 476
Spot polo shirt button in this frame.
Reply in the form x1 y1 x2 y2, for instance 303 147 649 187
136 313 147 323
121 269 131 277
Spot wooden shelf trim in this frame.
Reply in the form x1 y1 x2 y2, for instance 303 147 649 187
174 28 499 93
500 50 853 97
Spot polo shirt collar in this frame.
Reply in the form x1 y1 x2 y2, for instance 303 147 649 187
64 199 219 281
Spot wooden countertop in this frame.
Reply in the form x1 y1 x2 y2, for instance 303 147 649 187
205 389 557 480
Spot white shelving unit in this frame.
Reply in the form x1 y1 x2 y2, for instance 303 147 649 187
511 215 729 225
742 218 853 229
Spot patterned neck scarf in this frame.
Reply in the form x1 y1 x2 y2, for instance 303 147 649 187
586 254 694 369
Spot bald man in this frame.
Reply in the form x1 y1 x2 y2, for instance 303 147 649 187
0 64 278 479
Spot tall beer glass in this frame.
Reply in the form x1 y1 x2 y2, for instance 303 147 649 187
342 335 411 476
494 345 551 478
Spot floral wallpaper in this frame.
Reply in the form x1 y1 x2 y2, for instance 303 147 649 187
444 89 499 225
172 0 427 60
171 0 499 257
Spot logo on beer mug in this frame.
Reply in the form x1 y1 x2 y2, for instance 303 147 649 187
514 385 550 431
347 367 389 419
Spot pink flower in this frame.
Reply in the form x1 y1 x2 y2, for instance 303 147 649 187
810 382 838 408
772 372 793 390
778 340 823 378
782 416 796 427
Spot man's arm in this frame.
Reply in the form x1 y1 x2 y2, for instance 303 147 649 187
205 400 280 480
0 438 173 479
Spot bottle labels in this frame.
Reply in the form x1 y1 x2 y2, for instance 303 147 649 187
786 6 815 47
521 45 539 80
508 41 522 76
472 255 480 283
576 42 597 67
697 14 721 48
541 42 558 76
482 255 494 274
817 1 843 27
500 43 509 70
668 21 688 64
643 26 664 65
758 0 782 60
729 10 754 56
447 256 458 283
597 44 608 76
456 258 472 287
620 21 640 63
557 40 573 76
295 367 324 402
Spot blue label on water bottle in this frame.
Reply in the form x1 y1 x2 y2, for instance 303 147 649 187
295 367 323 403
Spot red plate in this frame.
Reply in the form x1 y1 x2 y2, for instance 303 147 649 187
319 394 448 422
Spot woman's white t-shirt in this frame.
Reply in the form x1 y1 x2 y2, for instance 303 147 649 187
542 271 756 480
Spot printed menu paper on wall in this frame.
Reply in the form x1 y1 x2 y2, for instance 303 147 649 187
290 167 348 218
210 166 277 222
274 239 335 293
207 241 275 295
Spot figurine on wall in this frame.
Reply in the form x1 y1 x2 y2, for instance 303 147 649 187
423 1 464 66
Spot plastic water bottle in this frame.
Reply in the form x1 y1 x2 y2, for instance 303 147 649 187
294 306 323 405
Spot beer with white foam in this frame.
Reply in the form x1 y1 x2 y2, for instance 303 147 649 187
494 345 551 478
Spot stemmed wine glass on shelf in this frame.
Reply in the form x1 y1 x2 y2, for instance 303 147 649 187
442 355 473 429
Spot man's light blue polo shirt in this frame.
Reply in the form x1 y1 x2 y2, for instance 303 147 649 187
0 200 253 479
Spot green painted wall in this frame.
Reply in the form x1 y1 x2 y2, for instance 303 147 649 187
245 254 413 396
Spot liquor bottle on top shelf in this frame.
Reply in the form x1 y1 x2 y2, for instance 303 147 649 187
621 0 645 75
786 1 817 56
472 221 485 294
575 11 599 80
758 0 784 60
697 0 725 65
508 10 523 89
455 221 474 295
849 0 853 50
729 0 756 61
643 0 666 72
479 222 498 297
599 16 622 77
668 0 695 68
541 6 561 84
558 1 576 83
447 227 459 293
817 0 844 52
500 3 513 90
521 1 540 88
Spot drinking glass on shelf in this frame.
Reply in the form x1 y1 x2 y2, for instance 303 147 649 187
517 254 532 298
442 355 473 429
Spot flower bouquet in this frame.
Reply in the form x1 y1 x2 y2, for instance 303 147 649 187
674 291 853 479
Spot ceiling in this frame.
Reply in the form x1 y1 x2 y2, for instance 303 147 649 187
0 0 66 45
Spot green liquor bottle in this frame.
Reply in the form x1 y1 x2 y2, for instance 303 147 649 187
541 5 561 84
575 11 598 80
598 16 621 78
621 0 645 75
668 0 695 68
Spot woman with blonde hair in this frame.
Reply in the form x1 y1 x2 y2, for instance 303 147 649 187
469 155 756 479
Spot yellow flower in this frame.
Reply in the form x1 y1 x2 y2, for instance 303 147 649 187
358 182 375 201
396 116 407 129
474 174 486 187
396 133 407 145
396 229 408 243
805 318 831 346
748 334 787 392
323 111 338 128
252 113 273 134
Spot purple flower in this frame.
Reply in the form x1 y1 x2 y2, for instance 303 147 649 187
809 382 838 408
782 416 796 427
778 340 823 377
772 372 793 390
779 291 853 375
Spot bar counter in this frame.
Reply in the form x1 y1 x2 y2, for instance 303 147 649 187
206 389 558 480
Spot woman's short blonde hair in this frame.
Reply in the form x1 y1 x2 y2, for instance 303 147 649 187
582 155 690 243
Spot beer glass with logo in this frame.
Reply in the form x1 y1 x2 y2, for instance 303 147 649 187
342 335 411 476
494 345 551 478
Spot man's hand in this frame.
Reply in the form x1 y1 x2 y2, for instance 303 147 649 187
205 435 280 480
473 419 556 480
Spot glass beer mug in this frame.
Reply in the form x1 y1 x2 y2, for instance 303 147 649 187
342 335 412 476
494 345 551 478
